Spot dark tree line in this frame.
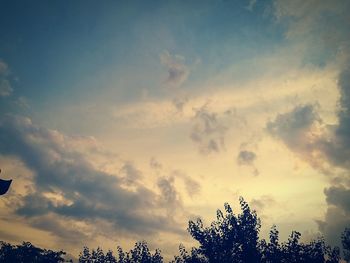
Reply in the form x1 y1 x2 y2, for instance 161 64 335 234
79 241 163 263
1 198 349 262
0 241 66 262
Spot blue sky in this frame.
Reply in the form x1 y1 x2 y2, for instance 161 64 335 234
0 0 284 109
0 0 349 261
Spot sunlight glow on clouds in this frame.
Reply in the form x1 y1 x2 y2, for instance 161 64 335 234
0 0 349 260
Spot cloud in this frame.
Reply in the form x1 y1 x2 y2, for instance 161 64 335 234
172 97 188 113
273 0 350 45
149 158 201 198
266 65 350 172
250 195 276 212
171 170 201 198
237 150 259 176
270 0 350 171
325 186 350 215
190 103 228 154
266 104 333 173
29 214 89 243
237 150 257 166
325 67 350 169
266 81 350 245
157 176 182 216
149 157 163 170
160 51 190 87
267 104 321 147
0 60 13 97
119 161 143 185
14 96 30 109
245 0 257 11
316 185 350 247
0 115 185 241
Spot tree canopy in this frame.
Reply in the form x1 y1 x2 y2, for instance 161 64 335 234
0 241 66 263
173 197 341 263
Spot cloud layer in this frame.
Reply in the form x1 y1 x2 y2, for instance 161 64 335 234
0 115 184 243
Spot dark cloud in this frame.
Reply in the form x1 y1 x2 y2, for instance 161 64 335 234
149 158 201 198
237 149 259 176
160 51 189 87
266 103 335 174
181 175 201 198
237 150 257 166
317 206 350 248
272 0 350 165
324 186 350 216
316 185 350 247
266 76 350 171
324 67 350 169
157 176 182 216
190 104 228 154
150 157 201 199
30 215 89 243
266 69 350 246
267 104 320 147
0 115 184 240
119 161 143 184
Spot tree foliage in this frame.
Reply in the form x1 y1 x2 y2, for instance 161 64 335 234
0 241 66 263
174 198 341 263
342 228 350 262
79 241 162 263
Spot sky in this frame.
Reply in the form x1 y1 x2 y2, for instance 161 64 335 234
0 0 349 260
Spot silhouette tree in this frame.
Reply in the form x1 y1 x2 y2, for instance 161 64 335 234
105 250 117 263
117 241 163 263
260 225 281 263
91 247 105 263
79 241 162 263
174 197 341 263
0 241 66 262
342 228 350 262
175 197 261 263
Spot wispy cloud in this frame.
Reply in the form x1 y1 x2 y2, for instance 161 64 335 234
237 150 259 176
160 51 190 87
190 103 228 155
0 60 13 97
245 0 257 11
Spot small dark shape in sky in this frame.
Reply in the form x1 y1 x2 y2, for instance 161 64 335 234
0 169 12 195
